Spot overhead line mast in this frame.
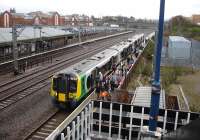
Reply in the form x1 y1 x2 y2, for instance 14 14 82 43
149 0 165 131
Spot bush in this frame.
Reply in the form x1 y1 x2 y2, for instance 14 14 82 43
135 58 145 74
142 63 152 77
144 40 154 61
161 67 179 88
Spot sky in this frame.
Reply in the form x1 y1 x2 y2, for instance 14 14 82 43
0 0 200 19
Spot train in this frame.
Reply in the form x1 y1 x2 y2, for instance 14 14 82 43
50 33 145 108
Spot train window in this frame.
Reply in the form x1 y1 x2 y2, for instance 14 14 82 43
53 77 67 93
60 79 67 93
69 78 77 93
120 52 124 58
5 48 9 54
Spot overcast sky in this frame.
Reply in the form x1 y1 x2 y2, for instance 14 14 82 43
0 0 200 19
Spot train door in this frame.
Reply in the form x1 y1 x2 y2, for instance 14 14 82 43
85 73 94 94
65 75 70 100
112 56 118 65
92 69 98 87
81 76 86 97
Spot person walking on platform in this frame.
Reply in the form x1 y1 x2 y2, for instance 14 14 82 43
96 83 101 99
112 64 116 72
99 72 103 82
110 73 116 92
120 62 124 77
127 56 130 65
104 76 109 92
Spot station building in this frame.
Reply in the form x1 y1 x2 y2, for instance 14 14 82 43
0 9 65 27
192 14 200 25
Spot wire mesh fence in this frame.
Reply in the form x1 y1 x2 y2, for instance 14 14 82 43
161 39 200 69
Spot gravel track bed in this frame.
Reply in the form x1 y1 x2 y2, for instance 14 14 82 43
0 85 54 140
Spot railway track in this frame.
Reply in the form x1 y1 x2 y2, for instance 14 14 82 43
24 91 96 140
23 110 69 140
0 32 132 89
0 32 135 111
0 80 50 111
0 31 129 75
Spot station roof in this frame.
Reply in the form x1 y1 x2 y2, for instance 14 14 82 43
0 27 73 44
131 86 165 109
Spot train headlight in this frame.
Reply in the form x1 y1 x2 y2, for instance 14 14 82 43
69 93 76 98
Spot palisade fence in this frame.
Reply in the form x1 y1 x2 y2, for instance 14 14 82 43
46 100 200 140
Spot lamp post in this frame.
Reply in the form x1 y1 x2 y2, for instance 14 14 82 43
12 25 18 75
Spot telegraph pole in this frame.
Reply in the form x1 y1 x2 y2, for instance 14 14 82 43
12 25 19 75
149 0 165 132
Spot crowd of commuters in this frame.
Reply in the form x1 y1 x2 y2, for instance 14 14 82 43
96 52 138 100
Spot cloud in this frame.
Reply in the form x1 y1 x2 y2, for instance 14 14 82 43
0 0 199 19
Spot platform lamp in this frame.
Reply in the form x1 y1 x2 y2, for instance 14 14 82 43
12 24 25 75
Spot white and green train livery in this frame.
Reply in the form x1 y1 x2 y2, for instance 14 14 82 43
50 34 145 107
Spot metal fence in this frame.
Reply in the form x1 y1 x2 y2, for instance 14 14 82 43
47 100 200 140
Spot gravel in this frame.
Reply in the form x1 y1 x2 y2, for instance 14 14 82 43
0 85 57 140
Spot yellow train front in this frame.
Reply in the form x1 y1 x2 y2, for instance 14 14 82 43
50 72 84 108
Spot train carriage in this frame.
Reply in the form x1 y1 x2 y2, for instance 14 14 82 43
50 33 145 108
50 49 119 107
109 41 133 62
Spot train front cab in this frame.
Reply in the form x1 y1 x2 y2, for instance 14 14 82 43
50 73 79 107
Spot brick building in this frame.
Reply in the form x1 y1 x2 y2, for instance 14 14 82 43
0 9 65 27
0 9 93 27
28 11 65 26
0 9 35 27
192 14 200 25
65 14 93 26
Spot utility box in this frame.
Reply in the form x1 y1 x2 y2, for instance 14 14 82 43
168 36 191 59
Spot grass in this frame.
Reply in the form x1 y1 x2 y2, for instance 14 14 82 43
140 76 150 86
161 66 200 112
160 66 200 112
126 73 139 91
178 71 200 112
160 66 195 92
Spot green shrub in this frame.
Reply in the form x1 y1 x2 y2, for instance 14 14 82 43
142 63 152 77
144 40 154 61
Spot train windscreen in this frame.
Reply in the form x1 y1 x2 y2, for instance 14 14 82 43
53 74 77 93
53 77 67 93
69 76 77 93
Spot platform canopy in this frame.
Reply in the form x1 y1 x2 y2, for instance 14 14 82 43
0 26 73 44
